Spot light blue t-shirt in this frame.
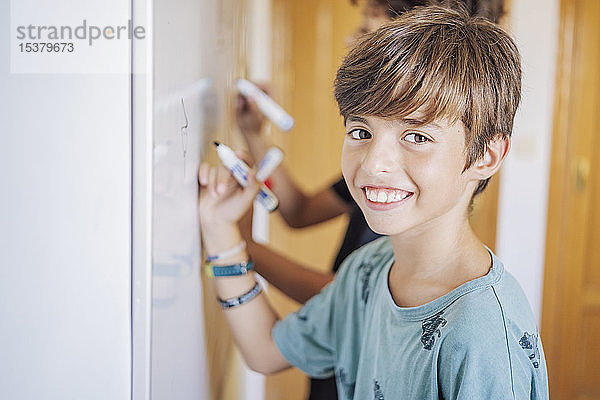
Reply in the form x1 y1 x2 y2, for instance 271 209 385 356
273 237 549 399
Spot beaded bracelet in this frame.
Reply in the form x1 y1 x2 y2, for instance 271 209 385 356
205 259 254 278
218 282 262 309
206 241 246 262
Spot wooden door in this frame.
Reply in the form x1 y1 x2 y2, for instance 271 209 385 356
541 0 600 398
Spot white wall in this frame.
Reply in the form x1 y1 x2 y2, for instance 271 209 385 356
496 0 560 323
0 1 132 399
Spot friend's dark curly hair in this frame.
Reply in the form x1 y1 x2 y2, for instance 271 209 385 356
351 0 504 23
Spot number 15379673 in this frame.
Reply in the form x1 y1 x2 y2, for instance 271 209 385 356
19 42 74 52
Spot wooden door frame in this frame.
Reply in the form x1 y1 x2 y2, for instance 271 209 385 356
541 0 598 396
541 0 575 393
539 0 572 391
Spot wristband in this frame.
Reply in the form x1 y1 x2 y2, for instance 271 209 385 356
218 282 262 309
205 259 253 278
206 241 246 262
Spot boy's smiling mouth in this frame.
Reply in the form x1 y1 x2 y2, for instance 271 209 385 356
362 186 413 208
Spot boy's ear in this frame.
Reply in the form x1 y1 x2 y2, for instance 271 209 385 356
472 135 511 180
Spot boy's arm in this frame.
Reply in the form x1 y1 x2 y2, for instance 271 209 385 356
202 224 290 374
199 163 290 374
236 92 353 228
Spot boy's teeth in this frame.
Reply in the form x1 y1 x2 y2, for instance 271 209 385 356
367 190 378 202
365 187 410 203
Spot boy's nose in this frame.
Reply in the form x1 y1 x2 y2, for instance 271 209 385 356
361 139 400 175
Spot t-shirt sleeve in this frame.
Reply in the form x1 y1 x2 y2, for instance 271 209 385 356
438 330 515 400
438 304 548 399
272 237 388 380
272 279 339 378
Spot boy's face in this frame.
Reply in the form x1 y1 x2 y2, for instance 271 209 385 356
341 114 479 236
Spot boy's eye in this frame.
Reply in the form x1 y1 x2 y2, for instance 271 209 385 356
348 128 372 140
404 132 429 144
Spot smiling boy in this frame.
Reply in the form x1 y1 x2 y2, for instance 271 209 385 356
199 5 548 399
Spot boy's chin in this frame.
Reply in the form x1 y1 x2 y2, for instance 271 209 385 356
362 216 409 236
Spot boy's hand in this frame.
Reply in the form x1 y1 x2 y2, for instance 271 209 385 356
235 82 270 135
198 154 260 228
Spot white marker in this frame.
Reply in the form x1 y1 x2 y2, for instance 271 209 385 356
252 200 270 244
253 147 283 244
256 147 283 182
214 142 279 212
237 78 295 132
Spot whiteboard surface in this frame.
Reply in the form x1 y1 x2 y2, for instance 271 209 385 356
150 1 260 398
150 0 222 398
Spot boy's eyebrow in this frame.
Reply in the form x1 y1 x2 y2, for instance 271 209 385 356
346 115 369 125
346 115 443 130
401 118 442 129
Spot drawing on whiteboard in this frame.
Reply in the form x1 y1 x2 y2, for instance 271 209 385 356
153 251 195 307
180 98 190 180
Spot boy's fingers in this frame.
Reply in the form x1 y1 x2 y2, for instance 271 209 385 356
234 150 254 167
217 164 247 196
242 170 261 202
215 165 227 195
198 163 209 186
207 166 218 198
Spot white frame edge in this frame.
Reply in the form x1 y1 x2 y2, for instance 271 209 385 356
131 0 153 397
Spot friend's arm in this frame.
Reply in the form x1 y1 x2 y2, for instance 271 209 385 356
237 210 334 303
236 92 352 228
248 241 335 304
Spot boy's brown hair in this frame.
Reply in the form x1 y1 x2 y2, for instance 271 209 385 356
334 5 521 196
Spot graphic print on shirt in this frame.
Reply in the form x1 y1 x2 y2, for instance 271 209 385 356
358 257 377 304
337 368 355 399
421 311 447 350
373 379 385 400
295 307 308 321
519 331 540 368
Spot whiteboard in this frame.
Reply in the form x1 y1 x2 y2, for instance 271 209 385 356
146 0 247 399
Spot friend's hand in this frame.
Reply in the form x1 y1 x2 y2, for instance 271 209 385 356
235 82 270 135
